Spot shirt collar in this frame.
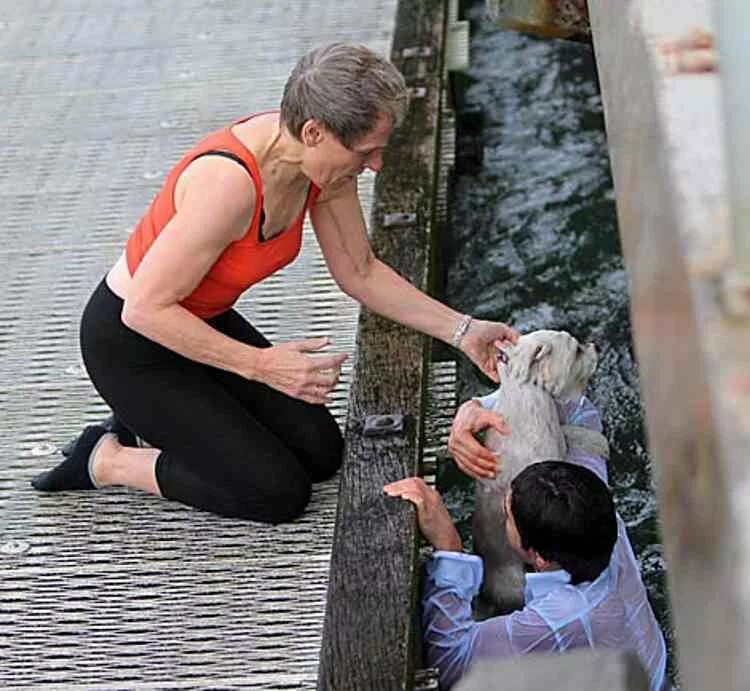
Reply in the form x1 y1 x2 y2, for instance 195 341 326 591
524 569 572 601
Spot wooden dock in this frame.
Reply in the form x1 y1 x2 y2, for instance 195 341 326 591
0 0 410 687
4 0 741 689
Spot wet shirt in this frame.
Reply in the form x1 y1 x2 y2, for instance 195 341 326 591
422 395 668 690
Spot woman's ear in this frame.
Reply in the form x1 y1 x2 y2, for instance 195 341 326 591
300 119 323 147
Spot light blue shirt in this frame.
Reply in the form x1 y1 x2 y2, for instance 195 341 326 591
422 395 668 690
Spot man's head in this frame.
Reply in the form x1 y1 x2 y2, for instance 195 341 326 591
505 461 617 584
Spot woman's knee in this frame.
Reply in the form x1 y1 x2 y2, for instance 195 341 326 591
232 474 312 524
158 453 312 524
296 410 344 482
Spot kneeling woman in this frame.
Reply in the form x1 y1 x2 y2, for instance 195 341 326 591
33 42 517 523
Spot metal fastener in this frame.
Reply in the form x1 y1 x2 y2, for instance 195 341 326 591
382 212 417 228
363 414 405 437
402 46 433 59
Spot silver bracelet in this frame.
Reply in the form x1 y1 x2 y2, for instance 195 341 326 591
451 314 473 348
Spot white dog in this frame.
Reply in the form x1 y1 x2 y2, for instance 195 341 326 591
472 329 607 615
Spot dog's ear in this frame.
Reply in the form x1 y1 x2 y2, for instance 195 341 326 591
508 341 550 383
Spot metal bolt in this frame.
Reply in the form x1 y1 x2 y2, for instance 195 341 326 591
363 414 405 437
1 540 30 556
402 46 433 59
383 212 417 228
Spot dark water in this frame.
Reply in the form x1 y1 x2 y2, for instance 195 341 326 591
441 1 676 679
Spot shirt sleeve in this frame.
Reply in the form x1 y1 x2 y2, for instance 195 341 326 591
559 395 609 485
422 552 557 689
473 388 501 410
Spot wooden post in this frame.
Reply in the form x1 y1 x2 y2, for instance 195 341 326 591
589 1 750 689
316 0 447 689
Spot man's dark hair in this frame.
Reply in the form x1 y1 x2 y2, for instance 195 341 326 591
510 461 617 584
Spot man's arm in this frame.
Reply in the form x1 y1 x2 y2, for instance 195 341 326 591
383 478 556 689
466 391 609 484
422 551 556 688
557 395 609 485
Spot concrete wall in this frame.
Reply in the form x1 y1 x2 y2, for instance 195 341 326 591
589 1 750 689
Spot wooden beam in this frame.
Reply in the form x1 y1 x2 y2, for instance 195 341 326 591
589 1 750 689
316 0 447 689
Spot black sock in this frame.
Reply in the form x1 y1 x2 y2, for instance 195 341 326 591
32 425 108 491
61 414 137 456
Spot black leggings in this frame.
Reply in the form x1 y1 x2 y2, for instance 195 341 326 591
80 279 343 523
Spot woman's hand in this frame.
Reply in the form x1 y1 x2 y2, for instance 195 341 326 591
460 319 519 382
383 477 462 552
253 337 348 404
448 400 509 480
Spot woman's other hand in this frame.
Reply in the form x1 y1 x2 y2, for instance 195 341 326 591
253 337 347 404
383 477 462 552
460 319 519 383
448 399 508 480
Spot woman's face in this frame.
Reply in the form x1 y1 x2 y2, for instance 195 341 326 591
300 112 393 187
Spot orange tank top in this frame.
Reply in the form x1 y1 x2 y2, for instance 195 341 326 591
126 114 321 319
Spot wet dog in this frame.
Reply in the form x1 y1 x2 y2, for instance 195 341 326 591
472 329 606 615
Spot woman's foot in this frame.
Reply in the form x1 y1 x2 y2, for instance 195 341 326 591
60 414 137 456
31 425 114 491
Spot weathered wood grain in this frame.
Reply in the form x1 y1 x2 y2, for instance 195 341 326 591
590 1 750 689
316 0 447 689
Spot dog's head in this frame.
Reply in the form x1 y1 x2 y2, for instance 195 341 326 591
498 329 597 400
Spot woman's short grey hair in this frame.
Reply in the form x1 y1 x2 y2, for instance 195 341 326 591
280 42 409 148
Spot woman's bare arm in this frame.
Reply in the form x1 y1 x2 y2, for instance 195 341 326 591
311 177 518 380
122 157 346 403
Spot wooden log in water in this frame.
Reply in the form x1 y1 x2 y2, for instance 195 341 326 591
316 0 447 689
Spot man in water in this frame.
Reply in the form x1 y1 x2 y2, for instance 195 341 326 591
384 395 668 690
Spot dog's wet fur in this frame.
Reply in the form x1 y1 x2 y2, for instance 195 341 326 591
473 329 605 616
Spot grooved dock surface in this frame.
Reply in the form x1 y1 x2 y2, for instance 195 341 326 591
0 1 397 687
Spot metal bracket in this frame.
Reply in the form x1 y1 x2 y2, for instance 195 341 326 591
446 20 470 72
414 667 440 690
363 414 405 437
401 46 433 59
382 212 417 227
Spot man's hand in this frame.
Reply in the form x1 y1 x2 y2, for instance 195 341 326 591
383 477 462 552
448 399 509 480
